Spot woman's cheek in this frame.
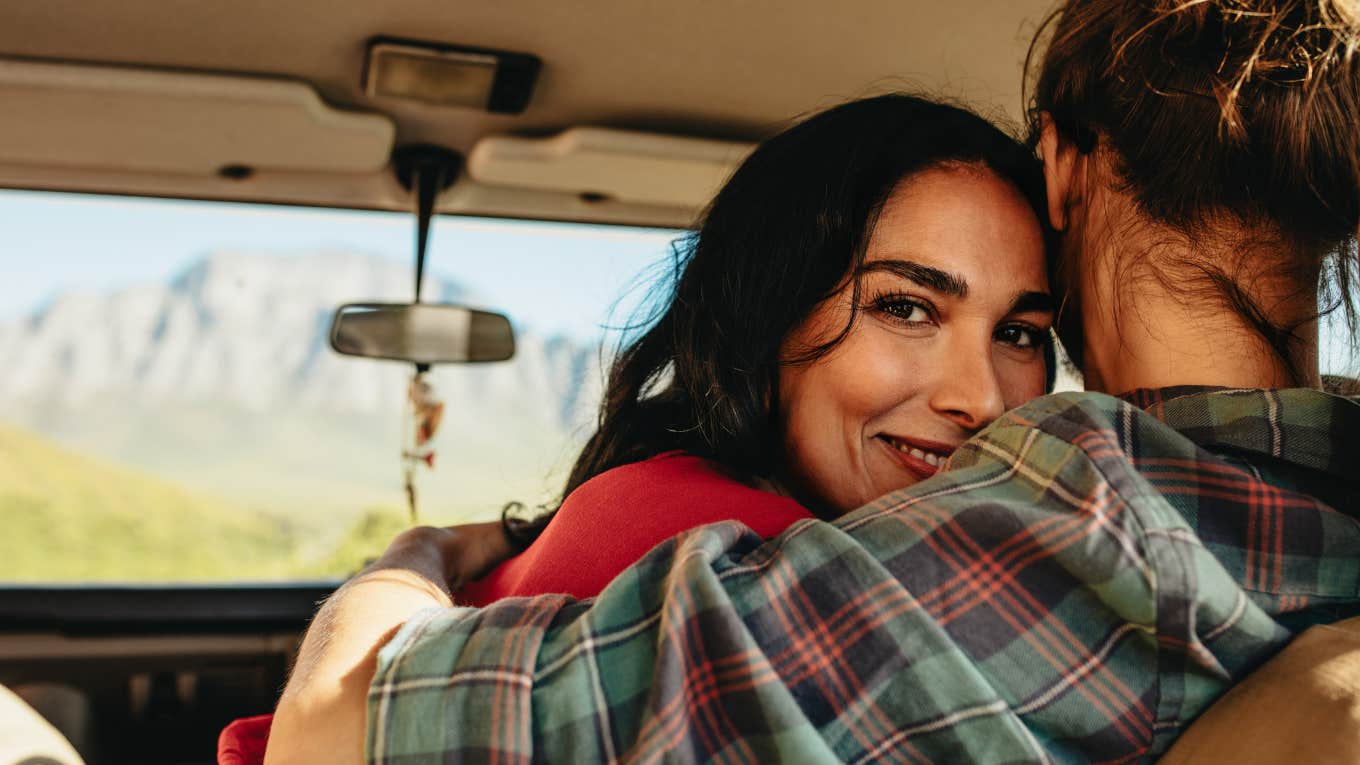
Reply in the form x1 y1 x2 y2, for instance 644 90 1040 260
996 353 1048 408
852 329 929 408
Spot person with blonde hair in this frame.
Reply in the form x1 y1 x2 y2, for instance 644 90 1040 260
269 1 1360 762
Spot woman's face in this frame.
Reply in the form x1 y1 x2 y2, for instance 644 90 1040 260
778 164 1053 515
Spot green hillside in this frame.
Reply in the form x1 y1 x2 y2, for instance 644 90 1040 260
0 420 301 581
9 397 572 529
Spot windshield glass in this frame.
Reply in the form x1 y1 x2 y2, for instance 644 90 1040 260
0 190 680 582
3 190 1355 583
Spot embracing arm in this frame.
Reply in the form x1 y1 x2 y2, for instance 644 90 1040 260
265 522 511 765
361 393 1293 763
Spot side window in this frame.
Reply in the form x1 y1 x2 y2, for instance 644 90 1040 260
1322 253 1360 383
0 190 680 582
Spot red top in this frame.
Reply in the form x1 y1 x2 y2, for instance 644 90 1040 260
218 714 272 765
458 451 814 604
216 451 810 765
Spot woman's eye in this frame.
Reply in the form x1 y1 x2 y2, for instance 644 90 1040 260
877 298 932 324
996 325 1043 349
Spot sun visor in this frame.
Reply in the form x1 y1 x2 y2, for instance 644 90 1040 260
466 128 753 210
0 58 394 177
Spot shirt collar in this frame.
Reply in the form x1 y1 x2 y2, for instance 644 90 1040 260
1117 385 1360 481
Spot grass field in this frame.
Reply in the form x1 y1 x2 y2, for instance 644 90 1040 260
0 420 420 582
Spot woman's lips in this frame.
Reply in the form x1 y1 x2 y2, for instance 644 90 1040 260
876 435 955 480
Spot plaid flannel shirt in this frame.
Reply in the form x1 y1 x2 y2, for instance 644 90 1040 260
367 387 1360 764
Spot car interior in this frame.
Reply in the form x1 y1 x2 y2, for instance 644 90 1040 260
6 2 1353 764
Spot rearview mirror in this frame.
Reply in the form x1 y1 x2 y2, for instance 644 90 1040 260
328 303 515 364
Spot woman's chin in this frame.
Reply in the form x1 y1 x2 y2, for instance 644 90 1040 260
878 474 921 501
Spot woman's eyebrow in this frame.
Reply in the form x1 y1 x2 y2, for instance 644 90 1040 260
1009 290 1056 315
858 259 968 297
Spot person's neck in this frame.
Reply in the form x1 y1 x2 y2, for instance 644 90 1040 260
1076 221 1320 395
1080 296 1315 395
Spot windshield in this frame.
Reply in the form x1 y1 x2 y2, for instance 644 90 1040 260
3 190 1356 584
0 190 681 582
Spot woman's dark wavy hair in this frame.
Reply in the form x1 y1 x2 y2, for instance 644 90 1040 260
506 94 1051 543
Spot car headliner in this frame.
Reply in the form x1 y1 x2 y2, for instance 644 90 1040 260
0 0 1058 226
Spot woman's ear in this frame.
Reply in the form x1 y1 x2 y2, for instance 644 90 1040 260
1038 114 1081 232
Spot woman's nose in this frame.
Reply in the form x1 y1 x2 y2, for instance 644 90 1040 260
927 341 1005 432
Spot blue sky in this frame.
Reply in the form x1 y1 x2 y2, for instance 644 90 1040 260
0 189 683 342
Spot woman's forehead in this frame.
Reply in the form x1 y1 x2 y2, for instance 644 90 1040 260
864 167 1049 294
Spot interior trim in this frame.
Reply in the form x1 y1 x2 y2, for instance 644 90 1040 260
0 57 395 176
467 127 752 209
0 584 339 635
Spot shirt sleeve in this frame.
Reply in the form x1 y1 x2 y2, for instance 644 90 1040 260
366 393 1289 764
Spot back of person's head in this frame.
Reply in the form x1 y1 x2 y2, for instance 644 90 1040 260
497 95 1051 541
1028 0 1360 377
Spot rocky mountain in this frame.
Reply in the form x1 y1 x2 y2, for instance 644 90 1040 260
0 251 610 524
0 251 601 421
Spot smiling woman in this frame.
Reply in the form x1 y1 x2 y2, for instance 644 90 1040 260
453 94 1056 604
779 164 1053 513
263 92 1062 764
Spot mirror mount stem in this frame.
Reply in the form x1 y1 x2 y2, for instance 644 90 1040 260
394 145 464 304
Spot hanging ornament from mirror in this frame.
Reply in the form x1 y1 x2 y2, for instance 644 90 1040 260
402 370 444 522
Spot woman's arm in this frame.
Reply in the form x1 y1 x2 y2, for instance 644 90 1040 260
265 522 511 765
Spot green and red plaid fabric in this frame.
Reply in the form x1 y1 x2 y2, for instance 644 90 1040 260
367 387 1360 764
